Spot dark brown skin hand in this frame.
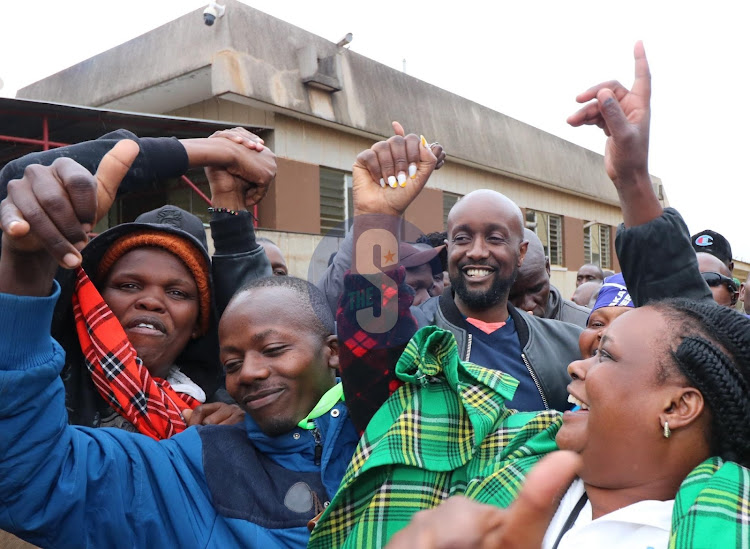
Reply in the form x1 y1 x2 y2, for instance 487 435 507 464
0 140 139 296
566 41 661 227
205 127 276 210
386 451 582 549
352 125 436 218
183 402 245 427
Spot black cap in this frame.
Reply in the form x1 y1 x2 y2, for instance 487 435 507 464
691 229 733 265
81 205 209 277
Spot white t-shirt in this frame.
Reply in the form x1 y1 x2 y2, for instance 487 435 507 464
542 478 674 549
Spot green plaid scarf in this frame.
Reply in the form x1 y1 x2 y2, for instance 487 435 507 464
309 326 560 548
310 326 750 548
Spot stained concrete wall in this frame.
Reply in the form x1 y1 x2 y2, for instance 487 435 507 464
17 0 662 210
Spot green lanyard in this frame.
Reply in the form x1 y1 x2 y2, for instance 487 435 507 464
297 383 345 430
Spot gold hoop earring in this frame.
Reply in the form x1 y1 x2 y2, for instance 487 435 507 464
663 421 671 439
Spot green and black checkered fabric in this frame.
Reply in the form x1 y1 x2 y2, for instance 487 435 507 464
310 325 750 548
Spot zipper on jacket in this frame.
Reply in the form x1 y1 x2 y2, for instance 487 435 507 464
464 334 473 362
522 352 549 410
312 426 323 466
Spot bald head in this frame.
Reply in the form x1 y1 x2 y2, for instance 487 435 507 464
508 228 551 317
696 252 732 278
447 190 524 240
518 229 548 277
572 280 602 307
445 189 528 318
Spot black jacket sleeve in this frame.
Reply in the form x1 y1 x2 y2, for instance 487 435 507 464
0 129 189 201
615 207 713 307
209 210 272 317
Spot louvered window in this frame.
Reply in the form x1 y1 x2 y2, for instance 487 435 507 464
319 167 352 236
584 223 612 269
526 209 564 266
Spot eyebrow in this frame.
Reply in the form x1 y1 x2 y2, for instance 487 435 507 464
452 223 507 234
251 329 286 345
220 329 285 355
111 271 196 287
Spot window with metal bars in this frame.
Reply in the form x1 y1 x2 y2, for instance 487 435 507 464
583 223 612 269
526 209 563 266
319 167 352 236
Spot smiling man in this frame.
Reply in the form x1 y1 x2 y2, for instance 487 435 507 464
0 144 359 547
337 133 581 413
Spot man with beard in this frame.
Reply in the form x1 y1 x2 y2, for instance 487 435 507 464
407 190 581 411
320 131 581 411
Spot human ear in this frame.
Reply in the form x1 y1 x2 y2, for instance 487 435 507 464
325 335 339 370
660 387 705 432
517 240 529 267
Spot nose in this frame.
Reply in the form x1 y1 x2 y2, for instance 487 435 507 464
520 293 537 314
465 237 489 261
237 352 271 384
134 288 167 313
412 288 431 306
567 355 594 380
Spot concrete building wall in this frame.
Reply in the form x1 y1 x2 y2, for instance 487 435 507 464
16 0 657 295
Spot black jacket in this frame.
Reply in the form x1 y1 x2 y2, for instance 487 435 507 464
412 288 581 412
616 207 712 307
320 230 582 412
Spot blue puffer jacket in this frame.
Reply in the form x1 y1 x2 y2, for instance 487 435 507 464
0 285 359 549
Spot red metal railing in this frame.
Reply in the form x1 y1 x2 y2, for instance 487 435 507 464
0 113 260 225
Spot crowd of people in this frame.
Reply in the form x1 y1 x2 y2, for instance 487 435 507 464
0 42 748 549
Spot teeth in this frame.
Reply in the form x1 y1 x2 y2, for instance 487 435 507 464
567 394 589 410
466 268 492 277
137 323 156 330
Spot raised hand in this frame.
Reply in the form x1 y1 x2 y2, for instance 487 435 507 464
567 41 651 188
205 128 276 211
352 123 437 218
385 451 581 549
0 140 139 296
1 139 139 267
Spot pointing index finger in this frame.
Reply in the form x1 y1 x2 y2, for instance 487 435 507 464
631 40 651 101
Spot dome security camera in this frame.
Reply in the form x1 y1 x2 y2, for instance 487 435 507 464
203 1 225 26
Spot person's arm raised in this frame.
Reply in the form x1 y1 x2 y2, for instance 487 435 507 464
0 140 139 297
568 42 711 305
184 127 276 211
567 41 661 229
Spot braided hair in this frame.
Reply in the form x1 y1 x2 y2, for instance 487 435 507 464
649 298 750 466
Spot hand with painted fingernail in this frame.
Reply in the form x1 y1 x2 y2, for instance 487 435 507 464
0 140 139 296
352 123 436 218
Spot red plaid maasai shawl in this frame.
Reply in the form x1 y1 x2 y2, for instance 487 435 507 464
71 267 199 440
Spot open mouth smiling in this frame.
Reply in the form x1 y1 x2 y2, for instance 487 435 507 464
567 393 590 411
126 317 167 335
462 266 496 279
